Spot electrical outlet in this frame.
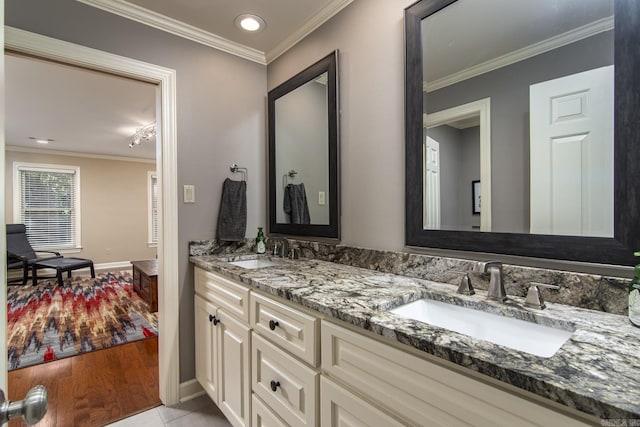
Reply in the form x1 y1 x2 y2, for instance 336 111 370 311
318 191 326 205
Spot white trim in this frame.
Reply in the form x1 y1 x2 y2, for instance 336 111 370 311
179 379 205 402
5 26 181 405
6 145 156 164
13 161 83 250
94 261 135 271
76 0 266 65
424 16 614 93
0 1 7 391
265 0 354 63
425 98 492 231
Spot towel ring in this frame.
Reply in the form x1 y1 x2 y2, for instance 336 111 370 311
230 163 247 181
282 169 298 189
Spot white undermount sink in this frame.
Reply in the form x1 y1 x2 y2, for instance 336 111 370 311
390 298 573 358
228 259 277 269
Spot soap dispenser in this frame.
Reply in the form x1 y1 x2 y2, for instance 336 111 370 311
629 251 640 327
255 227 266 254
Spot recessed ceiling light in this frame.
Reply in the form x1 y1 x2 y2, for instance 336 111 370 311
29 137 54 144
235 14 265 32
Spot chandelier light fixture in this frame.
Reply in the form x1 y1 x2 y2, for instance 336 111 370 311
128 122 156 148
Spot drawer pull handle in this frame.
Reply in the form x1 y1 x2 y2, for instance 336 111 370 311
268 320 279 331
270 380 280 392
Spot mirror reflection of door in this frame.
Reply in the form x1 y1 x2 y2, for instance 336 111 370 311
274 72 330 225
423 136 441 229
424 98 491 232
529 65 614 237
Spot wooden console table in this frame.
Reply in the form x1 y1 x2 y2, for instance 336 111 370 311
132 259 158 312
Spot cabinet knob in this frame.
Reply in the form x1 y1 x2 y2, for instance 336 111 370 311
208 314 215 322
268 320 279 331
213 317 220 326
270 380 280 392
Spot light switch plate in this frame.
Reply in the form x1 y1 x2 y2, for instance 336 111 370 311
183 185 195 203
318 191 326 205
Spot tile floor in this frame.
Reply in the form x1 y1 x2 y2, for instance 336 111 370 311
106 394 232 427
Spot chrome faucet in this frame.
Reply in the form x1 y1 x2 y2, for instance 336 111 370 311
477 261 507 302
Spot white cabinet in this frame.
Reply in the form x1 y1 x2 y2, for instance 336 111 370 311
321 320 591 427
195 294 218 400
195 269 251 427
320 376 405 427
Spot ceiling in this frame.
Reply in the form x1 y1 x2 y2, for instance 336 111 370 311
79 0 354 63
6 0 353 161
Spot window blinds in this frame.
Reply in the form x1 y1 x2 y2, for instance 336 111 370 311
18 167 78 249
151 174 158 243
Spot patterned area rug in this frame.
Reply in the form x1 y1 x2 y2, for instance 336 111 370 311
7 270 158 371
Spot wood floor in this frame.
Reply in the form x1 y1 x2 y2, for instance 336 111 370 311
7 337 160 427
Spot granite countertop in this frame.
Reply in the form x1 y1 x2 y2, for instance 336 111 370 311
190 253 640 420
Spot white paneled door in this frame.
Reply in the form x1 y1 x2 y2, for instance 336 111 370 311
529 65 614 237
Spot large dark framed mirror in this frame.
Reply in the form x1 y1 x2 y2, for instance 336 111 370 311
268 50 340 239
405 0 640 266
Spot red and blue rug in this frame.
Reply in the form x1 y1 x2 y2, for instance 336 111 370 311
7 271 158 371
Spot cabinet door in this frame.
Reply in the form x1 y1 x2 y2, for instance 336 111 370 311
320 376 405 427
195 295 219 403
218 309 251 427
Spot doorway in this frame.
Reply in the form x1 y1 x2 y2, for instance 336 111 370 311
3 27 180 407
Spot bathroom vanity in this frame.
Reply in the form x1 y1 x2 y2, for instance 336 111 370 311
191 249 639 426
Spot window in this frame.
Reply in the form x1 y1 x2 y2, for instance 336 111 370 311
14 162 81 250
148 171 158 246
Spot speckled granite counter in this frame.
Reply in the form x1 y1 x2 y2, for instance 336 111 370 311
190 252 640 421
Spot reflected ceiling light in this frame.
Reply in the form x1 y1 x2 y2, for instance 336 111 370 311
235 14 265 32
128 122 156 148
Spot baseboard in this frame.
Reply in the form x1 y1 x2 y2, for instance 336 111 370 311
94 261 133 272
179 379 205 402
66 261 133 275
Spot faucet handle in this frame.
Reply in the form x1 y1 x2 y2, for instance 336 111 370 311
476 260 502 273
452 271 475 295
524 282 560 310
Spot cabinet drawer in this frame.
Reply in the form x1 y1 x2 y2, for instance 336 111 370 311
195 267 250 322
251 394 288 427
320 376 405 427
321 321 590 427
252 332 318 427
250 292 318 366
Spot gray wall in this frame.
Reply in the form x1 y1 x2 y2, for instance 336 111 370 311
268 0 416 250
425 31 613 233
5 0 267 382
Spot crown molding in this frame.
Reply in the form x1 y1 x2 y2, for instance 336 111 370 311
265 0 354 64
424 16 614 93
76 0 267 65
6 145 157 164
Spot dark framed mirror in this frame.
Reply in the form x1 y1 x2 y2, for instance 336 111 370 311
405 0 639 266
268 50 340 239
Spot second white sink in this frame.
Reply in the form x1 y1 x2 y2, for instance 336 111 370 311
228 259 277 269
390 298 573 358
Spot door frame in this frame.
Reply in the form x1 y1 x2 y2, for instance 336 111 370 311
3 27 181 405
424 97 492 231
